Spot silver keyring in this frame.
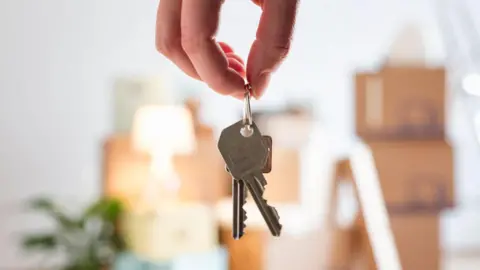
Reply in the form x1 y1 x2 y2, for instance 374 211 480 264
243 89 253 126
241 84 254 137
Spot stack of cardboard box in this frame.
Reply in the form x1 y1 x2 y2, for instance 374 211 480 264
103 98 230 206
353 62 455 269
103 98 230 268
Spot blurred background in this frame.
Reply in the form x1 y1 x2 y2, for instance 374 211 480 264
1 0 480 269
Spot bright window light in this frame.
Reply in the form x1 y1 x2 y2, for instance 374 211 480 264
463 73 480 96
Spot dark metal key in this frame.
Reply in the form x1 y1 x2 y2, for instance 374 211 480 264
243 172 281 236
262 136 273 174
232 178 247 239
226 135 271 239
218 120 282 237
225 165 248 239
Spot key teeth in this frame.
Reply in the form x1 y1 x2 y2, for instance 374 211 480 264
261 198 281 221
271 206 280 220
243 208 247 229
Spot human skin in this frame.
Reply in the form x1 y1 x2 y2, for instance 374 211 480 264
155 0 299 99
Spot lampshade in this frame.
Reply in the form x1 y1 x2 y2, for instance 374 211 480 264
132 105 196 156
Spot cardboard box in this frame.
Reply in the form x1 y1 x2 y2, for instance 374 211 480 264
368 140 454 211
173 98 230 204
357 214 440 270
122 204 219 261
355 66 446 140
263 148 300 203
103 135 229 207
220 228 266 270
103 134 152 207
219 227 326 270
390 215 440 270
173 138 230 205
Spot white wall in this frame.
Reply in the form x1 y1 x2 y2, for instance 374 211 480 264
0 0 479 267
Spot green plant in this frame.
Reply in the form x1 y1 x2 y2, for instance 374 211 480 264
21 197 127 270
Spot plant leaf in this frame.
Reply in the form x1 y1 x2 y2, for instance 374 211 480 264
22 234 57 250
111 232 127 252
27 197 81 229
83 197 124 222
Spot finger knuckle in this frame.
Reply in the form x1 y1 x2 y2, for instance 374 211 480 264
271 42 291 60
156 34 181 56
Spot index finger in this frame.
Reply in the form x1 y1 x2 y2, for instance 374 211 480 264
181 0 245 96
247 0 299 98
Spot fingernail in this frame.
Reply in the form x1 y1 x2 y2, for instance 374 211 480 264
252 71 271 99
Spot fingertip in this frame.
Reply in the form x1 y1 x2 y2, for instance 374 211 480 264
227 57 246 78
226 53 245 65
208 69 245 96
218 42 234 54
250 71 271 99
251 0 263 7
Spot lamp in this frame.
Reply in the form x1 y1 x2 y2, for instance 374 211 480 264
132 105 196 211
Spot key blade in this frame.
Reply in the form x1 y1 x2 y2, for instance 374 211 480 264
252 172 280 221
244 173 282 237
218 120 268 180
232 179 247 240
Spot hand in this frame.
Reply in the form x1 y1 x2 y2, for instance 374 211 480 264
155 0 298 99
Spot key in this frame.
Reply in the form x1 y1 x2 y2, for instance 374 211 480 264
228 135 272 174
218 120 282 237
262 135 273 174
232 178 247 239
226 136 270 239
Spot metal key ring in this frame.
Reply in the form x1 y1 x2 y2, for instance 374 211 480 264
241 84 254 137
243 85 253 126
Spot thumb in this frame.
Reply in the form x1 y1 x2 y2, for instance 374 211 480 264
247 0 298 98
